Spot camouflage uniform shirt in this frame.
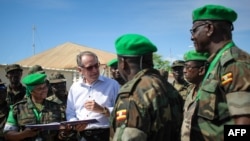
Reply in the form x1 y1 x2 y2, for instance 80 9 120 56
6 84 26 106
0 101 9 138
172 80 190 102
181 84 199 141
193 45 250 140
110 68 183 141
3 97 66 141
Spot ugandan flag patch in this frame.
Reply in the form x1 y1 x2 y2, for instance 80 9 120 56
116 109 127 121
221 72 233 86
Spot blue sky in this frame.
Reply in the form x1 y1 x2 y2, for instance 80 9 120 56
1 0 249 64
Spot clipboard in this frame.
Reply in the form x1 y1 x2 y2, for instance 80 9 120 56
60 119 98 126
25 122 60 130
25 119 98 130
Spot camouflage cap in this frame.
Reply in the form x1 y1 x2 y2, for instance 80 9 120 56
5 64 23 73
159 69 168 78
192 4 237 23
115 34 157 56
49 72 66 84
107 58 118 67
184 50 209 61
28 65 45 74
171 60 185 68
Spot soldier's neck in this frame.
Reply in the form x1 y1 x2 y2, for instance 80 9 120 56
32 97 44 104
9 83 22 91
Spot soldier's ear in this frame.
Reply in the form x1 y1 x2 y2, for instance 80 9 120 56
198 66 206 76
120 57 126 70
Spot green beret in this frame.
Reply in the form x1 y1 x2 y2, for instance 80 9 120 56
171 60 185 68
192 4 237 23
49 72 66 84
115 34 157 56
107 58 118 67
22 73 47 86
184 50 209 61
22 73 47 97
5 64 23 73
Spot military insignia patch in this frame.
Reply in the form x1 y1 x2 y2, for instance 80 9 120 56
221 72 233 86
116 109 127 121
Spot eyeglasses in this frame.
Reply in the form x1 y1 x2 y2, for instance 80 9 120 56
184 64 201 70
81 63 100 71
190 23 208 34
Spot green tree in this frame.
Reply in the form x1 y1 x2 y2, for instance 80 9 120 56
153 53 171 71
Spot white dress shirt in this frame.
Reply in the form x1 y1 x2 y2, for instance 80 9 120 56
66 75 120 129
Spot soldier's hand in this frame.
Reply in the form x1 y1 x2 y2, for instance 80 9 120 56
59 124 73 131
74 123 88 132
58 124 76 140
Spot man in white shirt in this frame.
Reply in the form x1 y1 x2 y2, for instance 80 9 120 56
66 51 120 141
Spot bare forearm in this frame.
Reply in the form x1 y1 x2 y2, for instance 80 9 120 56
4 131 31 141
234 115 250 125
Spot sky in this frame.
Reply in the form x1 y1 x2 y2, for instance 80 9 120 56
1 0 249 65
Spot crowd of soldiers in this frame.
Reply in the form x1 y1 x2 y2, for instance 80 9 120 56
0 4 250 141
0 64 69 141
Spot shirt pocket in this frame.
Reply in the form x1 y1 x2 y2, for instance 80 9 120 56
43 110 62 123
197 79 218 120
17 109 36 125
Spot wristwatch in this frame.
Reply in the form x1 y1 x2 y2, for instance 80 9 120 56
102 107 108 114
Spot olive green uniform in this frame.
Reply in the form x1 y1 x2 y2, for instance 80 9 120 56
193 45 250 140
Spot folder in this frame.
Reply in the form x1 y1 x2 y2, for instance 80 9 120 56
25 119 98 130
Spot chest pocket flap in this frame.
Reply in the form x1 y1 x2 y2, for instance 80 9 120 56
198 78 219 120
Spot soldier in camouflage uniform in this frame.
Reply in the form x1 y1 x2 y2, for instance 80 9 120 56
180 50 209 141
189 4 250 140
3 73 71 141
0 80 9 141
5 64 26 106
107 58 126 85
28 65 54 97
28 65 45 74
171 60 190 102
47 72 68 106
110 34 183 141
158 69 169 82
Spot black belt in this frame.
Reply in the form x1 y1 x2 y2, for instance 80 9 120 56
80 128 109 136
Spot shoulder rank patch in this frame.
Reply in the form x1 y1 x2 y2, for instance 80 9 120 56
221 72 233 86
116 109 127 121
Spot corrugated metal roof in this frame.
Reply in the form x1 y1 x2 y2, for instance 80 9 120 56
16 42 117 70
